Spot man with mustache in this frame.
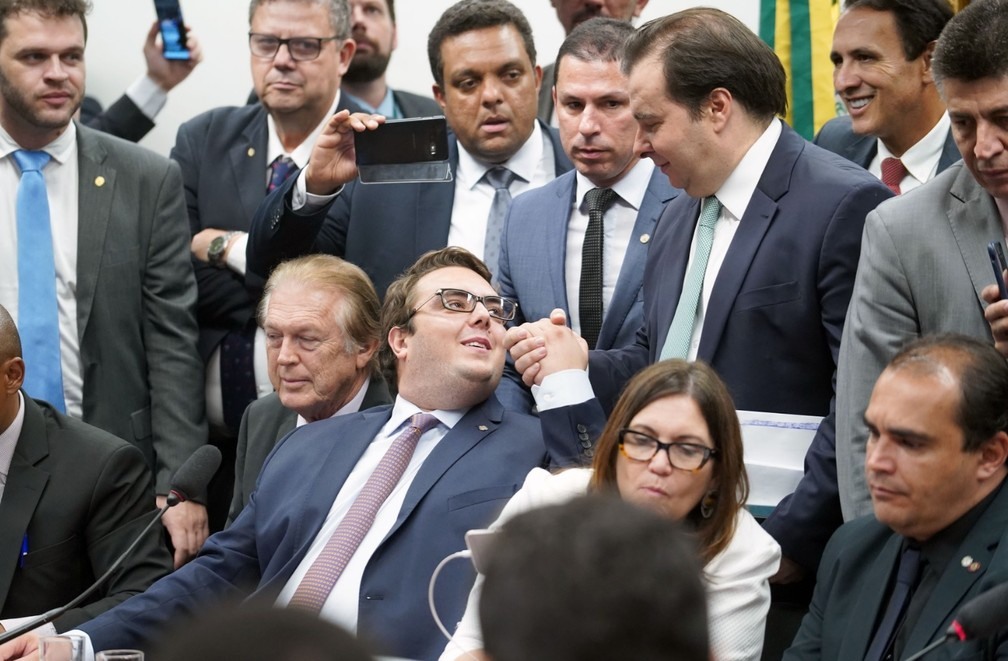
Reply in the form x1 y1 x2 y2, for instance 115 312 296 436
340 0 439 118
247 0 572 299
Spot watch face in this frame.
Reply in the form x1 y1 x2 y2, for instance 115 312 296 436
208 236 226 261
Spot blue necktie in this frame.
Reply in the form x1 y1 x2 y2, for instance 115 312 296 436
482 167 517 278
13 149 65 412
659 196 722 360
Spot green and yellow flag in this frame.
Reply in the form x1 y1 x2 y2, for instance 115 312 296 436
759 0 841 139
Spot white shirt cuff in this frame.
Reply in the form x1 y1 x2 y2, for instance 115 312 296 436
0 619 55 640
292 169 343 212
125 75 168 120
532 369 594 411
225 232 248 276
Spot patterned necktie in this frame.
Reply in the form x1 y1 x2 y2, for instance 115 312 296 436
880 157 907 195
13 150 65 412
268 155 297 193
579 188 619 349
288 412 441 612
864 544 922 661
659 196 722 361
482 167 518 277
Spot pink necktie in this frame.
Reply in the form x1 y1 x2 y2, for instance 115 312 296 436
288 412 440 612
881 157 908 195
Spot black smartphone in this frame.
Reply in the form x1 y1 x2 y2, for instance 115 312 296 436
153 0 190 61
354 116 449 166
988 240 1008 300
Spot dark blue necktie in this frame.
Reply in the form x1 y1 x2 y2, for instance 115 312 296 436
13 149 65 412
864 544 922 661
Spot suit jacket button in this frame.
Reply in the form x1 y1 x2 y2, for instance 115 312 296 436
576 424 587 433
580 439 592 449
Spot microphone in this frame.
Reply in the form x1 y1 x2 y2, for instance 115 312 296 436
903 581 1008 661
0 445 222 645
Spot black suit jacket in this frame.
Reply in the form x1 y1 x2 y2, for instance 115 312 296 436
247 122 573 298
226 376 393 524
79 95 155 144
814 115 960 173
0 397 172 630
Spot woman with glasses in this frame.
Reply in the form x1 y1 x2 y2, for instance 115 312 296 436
440 359 781 661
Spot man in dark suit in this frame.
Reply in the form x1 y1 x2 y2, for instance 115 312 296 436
785 335 1008 661
0 0 206 567
247 0 573 299
227 255 391 524
496 17 678 412
0 306 172 634
816 0 956 193
0 248 557 661
507 7 891 586
341 0 440 118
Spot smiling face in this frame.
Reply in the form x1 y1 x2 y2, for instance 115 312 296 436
830 7 936 155
555 55 639 187
432 23 540 164
0 11 84 149
250 0 351 122
943 75 1008 202
389 266 506 410
615 394 717 521
264 282 373 422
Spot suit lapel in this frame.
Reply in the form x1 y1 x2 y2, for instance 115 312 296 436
0 397 50 608
844 134 877 169
598 170 674 349
937 130 961 173
230 106 270 223
74 126 115 342
414 136 460 255
946 167 1004 308
546 177 575 316
838 534 904 660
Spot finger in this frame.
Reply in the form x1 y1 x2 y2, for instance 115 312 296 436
508 335 544 361
549 308 567 326
982 283 1001 304
513 344 547 375
523 361 541 387
503 326 528 350
145 21 159 43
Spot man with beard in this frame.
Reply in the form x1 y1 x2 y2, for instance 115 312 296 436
340 0 439 118
0 0 206 566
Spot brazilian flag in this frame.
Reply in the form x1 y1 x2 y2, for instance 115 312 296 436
759 0 841 140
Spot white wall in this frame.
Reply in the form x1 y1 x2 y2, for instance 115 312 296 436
85 1 758 155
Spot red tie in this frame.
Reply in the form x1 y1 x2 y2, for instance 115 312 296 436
881 157 908 195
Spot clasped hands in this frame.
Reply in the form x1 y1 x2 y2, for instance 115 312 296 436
505 309 589 386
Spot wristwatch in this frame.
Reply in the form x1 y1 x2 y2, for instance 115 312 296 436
208 231 240 268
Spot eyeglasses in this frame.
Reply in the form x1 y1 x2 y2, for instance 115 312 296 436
617 429 717 472
248 33 340 61
408 288 519 323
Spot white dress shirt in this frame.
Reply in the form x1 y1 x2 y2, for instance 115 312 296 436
0 123 84 417
868 113 950 194
564 159 654 336
0 391 25 501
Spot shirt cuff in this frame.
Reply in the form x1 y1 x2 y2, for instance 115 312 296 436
65 629 96 661
292 169 343 212
125 75 168 120
0 619 55 639
532 369 594 411
225 232 248 276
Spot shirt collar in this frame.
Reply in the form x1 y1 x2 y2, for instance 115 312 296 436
876 113 951 185
266 91 342 170
0 120 76 165
713 118 782 221
386 394 466 433
295 375 373 428
0 392 25 481
574 158 654 212
457 120 544 191
343 88 399 119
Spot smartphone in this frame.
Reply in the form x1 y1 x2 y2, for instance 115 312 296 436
464 528 497 575
153 0 190 61
988 240 1008 300
354 116 449 166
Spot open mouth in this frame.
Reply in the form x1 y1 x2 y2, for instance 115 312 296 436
462 337 491 351
846 96 872 111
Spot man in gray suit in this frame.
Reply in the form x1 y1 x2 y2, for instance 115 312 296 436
496 17 678 411
816 0 956 192
227 254 391 524
0 0 206 567
835 0 1008 520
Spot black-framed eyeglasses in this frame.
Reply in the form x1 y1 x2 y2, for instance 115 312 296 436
407 288 518 323
248 33 340 61
617 428 717 472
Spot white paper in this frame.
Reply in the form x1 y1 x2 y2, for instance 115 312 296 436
736 410 822 517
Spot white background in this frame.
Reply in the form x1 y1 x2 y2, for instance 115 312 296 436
84 1 759 155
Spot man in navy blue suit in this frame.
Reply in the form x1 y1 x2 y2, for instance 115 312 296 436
507 8 891 592
0 248 553 661
495 17 679 412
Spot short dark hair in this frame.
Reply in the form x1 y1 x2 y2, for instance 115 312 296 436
0 304 21 364
842 0 952 60
888 334 1008 452
553 16 634 88
480 495 709 661
933 0 1008 87
0 0 90 42
247 0 351 39
622 8 787 122
427 0 536 88
379 247 492 387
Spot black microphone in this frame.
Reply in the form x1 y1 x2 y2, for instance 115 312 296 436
903 581 1008 661
0 445 222 645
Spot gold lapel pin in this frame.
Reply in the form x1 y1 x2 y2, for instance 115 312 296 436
968 561 981 573
247 147 256 157
640 233 650 244
94 176 105 187
478 425 488 431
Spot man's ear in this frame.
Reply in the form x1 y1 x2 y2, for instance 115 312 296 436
387 325 409 362
977 430 1008 480
1 357 25 395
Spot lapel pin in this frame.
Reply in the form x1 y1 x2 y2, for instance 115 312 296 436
247 147 256 157
968 561 981 572
478 425 488 431
94 176 105 187
961 555 974 568
640 233 650 244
